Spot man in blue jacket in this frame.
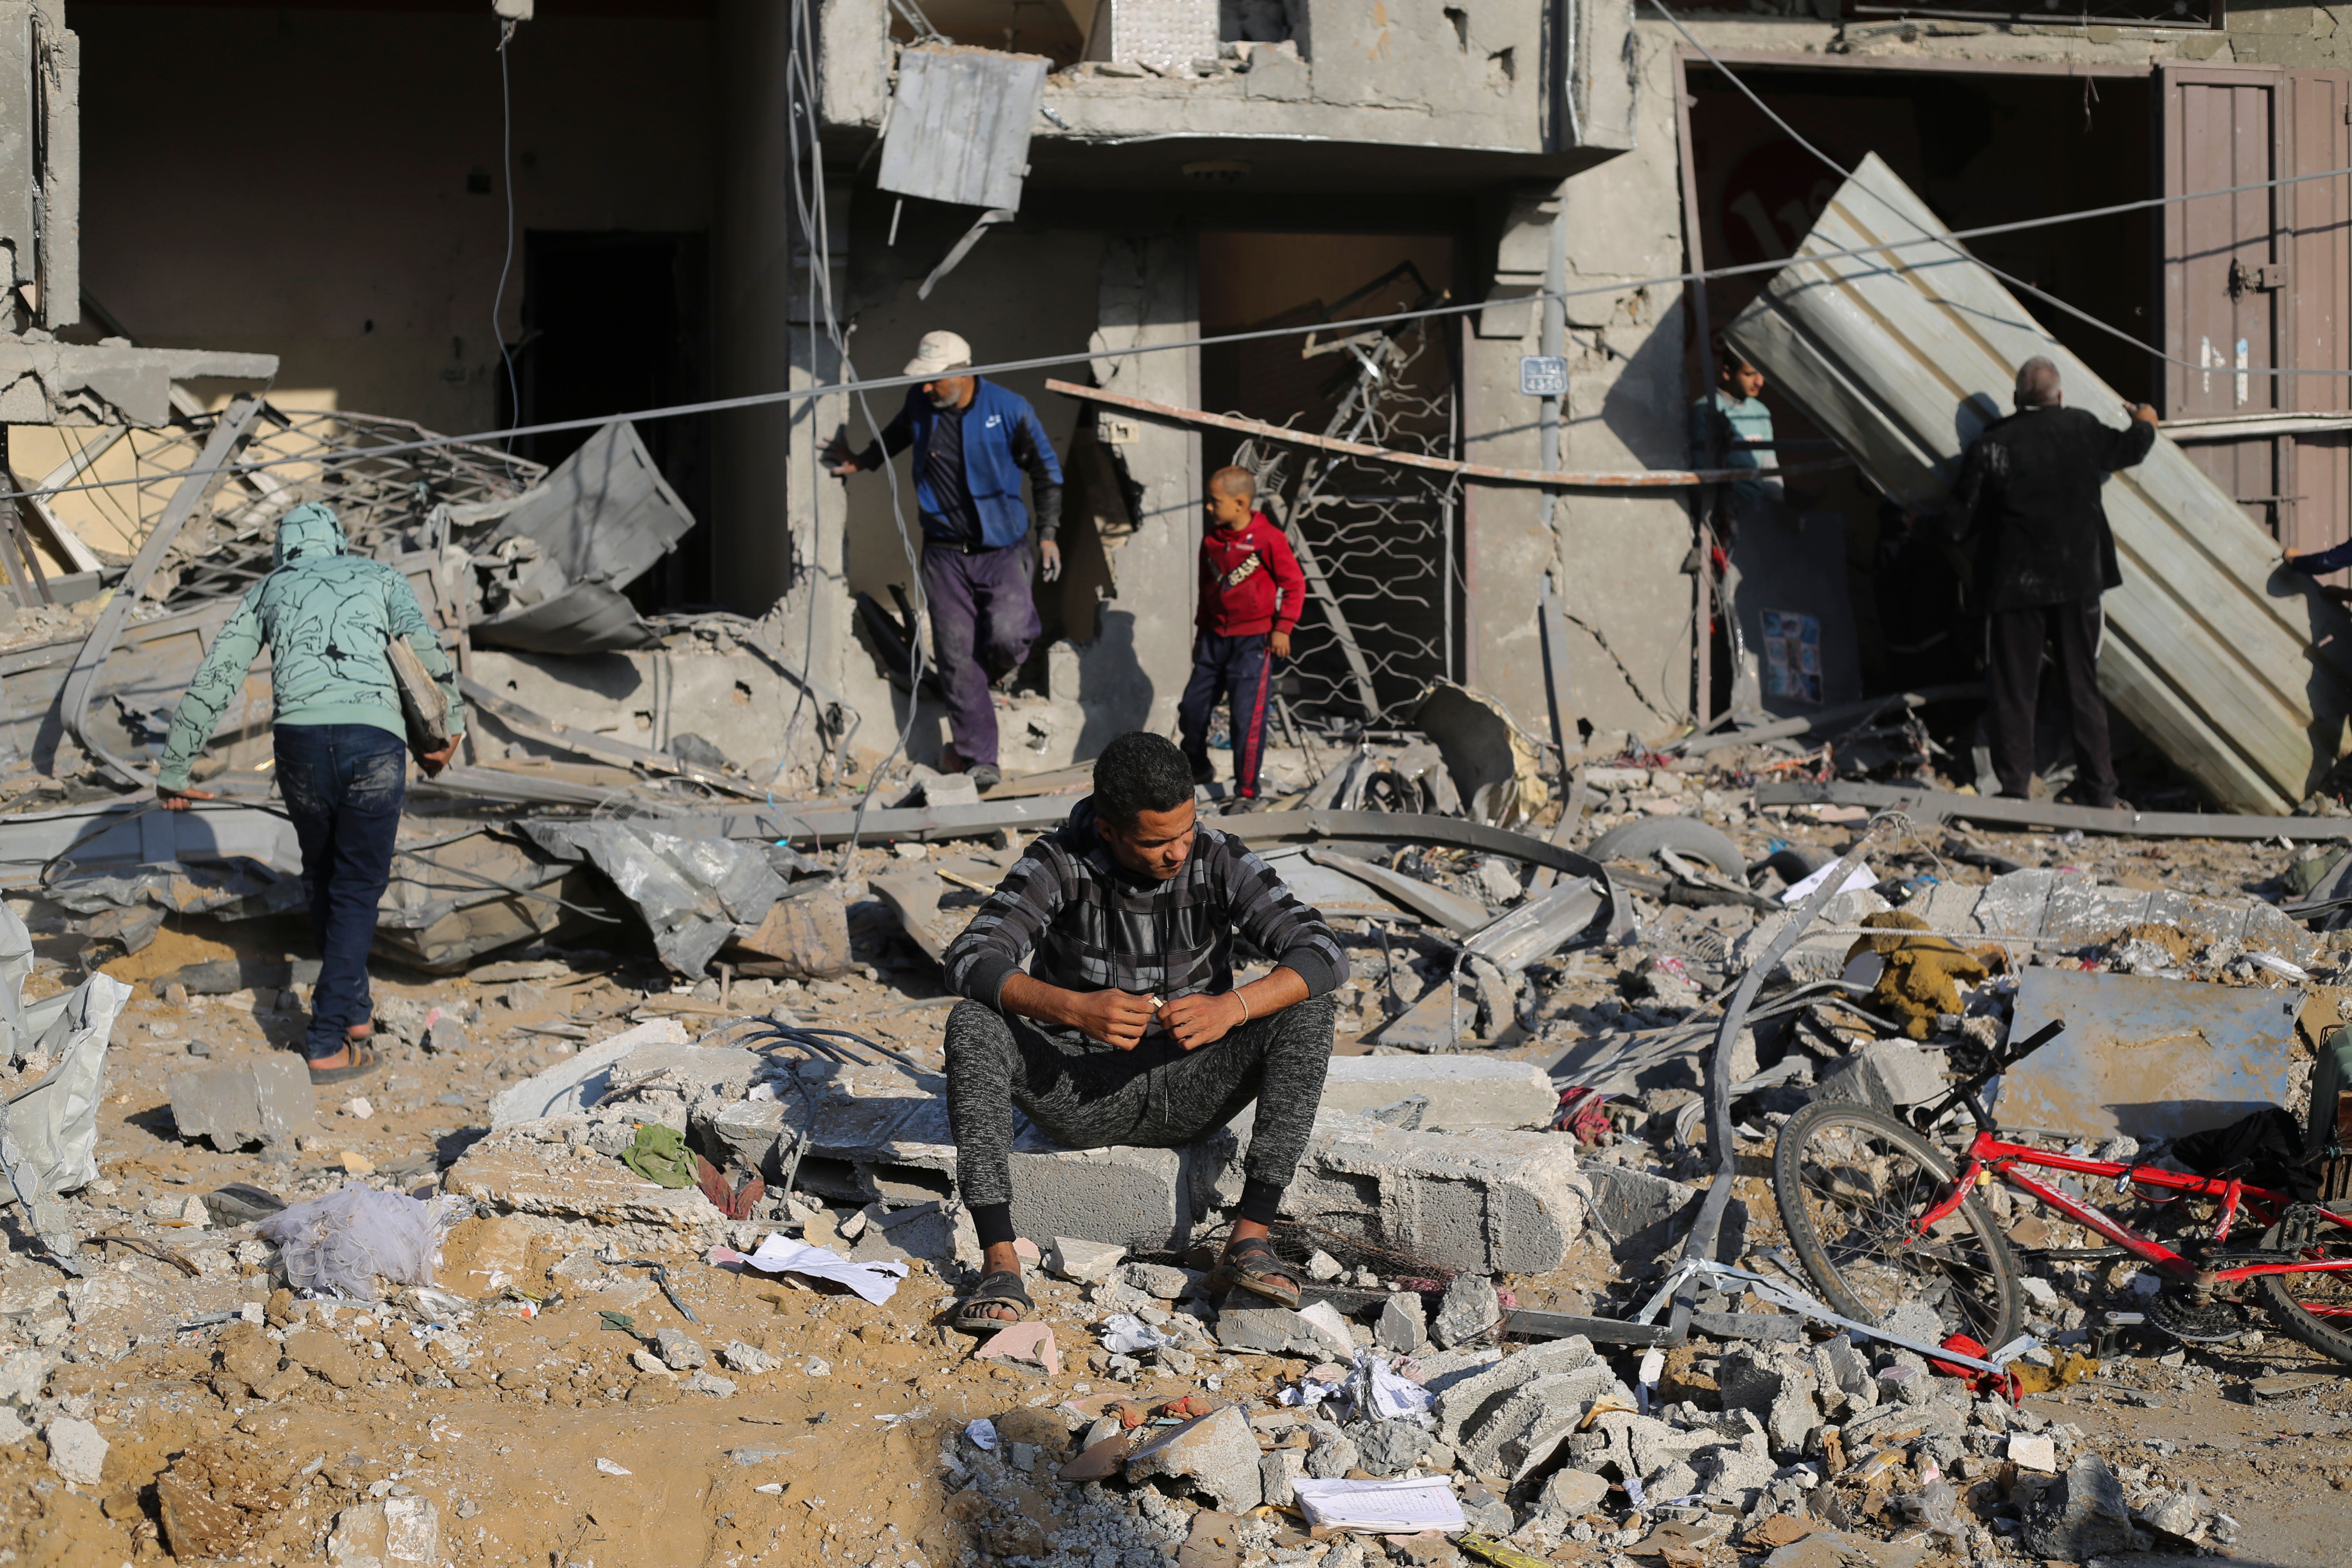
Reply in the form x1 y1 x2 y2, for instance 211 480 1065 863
831 330 1064 790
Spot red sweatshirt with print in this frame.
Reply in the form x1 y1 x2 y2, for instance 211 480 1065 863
1196 512 1307 637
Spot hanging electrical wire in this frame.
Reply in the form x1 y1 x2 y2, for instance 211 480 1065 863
14 155 2352 514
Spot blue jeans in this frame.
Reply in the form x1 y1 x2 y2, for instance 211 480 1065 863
275 724 405 1060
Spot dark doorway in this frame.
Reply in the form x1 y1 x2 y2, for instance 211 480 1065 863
511 230 712 608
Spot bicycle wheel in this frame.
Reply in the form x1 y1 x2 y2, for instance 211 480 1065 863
1773 1099 2025 1349
2258 1207 2352 1366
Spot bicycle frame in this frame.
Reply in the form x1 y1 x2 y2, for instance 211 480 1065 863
1913 1130 2352 1311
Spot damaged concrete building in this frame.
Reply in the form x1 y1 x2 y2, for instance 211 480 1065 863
23 0 2352 806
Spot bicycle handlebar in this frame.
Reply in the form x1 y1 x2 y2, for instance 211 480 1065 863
1904 1016 2067 1133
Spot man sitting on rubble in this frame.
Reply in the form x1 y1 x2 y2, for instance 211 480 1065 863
937 730 1345 1331
154 502 462 1085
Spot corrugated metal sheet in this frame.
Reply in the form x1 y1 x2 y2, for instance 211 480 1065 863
1727 153 2352 815
875 48 1046 212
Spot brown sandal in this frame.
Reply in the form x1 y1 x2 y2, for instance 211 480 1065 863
1210 1236 1302 1309
307 1042 383 1085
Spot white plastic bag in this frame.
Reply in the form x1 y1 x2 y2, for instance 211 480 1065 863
258 1182 464 1299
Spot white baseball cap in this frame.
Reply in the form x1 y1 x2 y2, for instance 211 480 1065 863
904 330 974 378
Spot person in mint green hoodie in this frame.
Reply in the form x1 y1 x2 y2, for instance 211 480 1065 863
155 502 463 1083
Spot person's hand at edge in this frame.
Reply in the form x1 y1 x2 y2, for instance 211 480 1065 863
2130 403 2160 427
1161 990 1247 1051
156 785 214 813
1003 974 1156 1050
822 432 861 476
418 741 458 779
1270 630 1292 660
1038 538 1063 583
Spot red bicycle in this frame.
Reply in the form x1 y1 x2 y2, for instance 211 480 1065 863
1771 1020 2352 1364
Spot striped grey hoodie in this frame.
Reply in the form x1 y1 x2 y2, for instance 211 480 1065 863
942 797 1346 1015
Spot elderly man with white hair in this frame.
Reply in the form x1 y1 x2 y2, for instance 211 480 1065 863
829 330 1065 791
1951 356 2158 808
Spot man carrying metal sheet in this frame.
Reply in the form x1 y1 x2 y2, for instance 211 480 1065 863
1951 357 2158 808
829 329 1065 792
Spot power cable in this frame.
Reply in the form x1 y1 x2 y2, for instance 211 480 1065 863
16 158 2352 512
784 0 931 870
491 18 523 477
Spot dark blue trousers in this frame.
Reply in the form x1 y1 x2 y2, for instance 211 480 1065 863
275 724 406 1060
1178 632 1276 797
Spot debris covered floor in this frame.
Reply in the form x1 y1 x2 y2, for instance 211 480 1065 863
3 758 2350 1568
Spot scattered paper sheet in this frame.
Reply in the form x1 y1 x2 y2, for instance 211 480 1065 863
1100 1313 1173 1355
1291 1477 1466 1534
1362 1355 1434 1420
965 1417 1000 1451
1782 859 1875 905
740 1235 909 1305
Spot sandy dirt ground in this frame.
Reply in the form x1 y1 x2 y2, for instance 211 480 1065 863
0 799 2347 1568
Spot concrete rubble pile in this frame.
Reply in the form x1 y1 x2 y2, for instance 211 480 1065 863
2 420 2349 1564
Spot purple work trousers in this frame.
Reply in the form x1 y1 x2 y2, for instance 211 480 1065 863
921 541 1041 769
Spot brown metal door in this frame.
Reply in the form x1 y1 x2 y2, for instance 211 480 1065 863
2285 69 2352 559
2161 65 2352 548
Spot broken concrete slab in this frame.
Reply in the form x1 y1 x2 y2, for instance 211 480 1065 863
443 1129 725 1229
1579 1163 1748 1265
703 1062 1216 1251
1239 1114 1590 1276
1320 1056 1557 1130
1759 1530 1927 1568
1434 1335 1598 1446
1216 1306 1310 1355
486 1019 696 1128
1124 1404 1261 1512
1805 1041 1947 1115
165 1058 323 1152
731 885 854 979
712 1062 1588 1267
1997 967 2307 1142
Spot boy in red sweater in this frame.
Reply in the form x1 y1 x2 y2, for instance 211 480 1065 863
1178 466 1307 801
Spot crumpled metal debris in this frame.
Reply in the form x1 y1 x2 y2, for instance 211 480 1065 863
521 819 786 973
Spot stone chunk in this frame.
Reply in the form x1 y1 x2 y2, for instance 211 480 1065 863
1806 1041 1947 1114
2007 1433 2057 1473
1216 1305 1307 1354
1376 1292 1427 1354
1124 1404 1261 1512
655 1329 707 1370
1532 1468 1609 1535
1463 1365 1622 1481
1715 1344 1785 1416
281 1328 363 1390
1434 1335 1596 1445
1293 1301 1355 1362
1047 1236 1125 1283
166 1058 323 1151
717 1341 777 1374
1356 1420 1433 1476
328 1496 441 1568
1431 1273 1499 1350
1119 1262 1192 1300
43 1417 106 1486
2022 1453 2135 1560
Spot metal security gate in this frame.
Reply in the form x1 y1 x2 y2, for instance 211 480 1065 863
1237 298 1461 734
2160 65 2352 559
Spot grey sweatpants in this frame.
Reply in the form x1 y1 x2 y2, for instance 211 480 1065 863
942 994 1337 1213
